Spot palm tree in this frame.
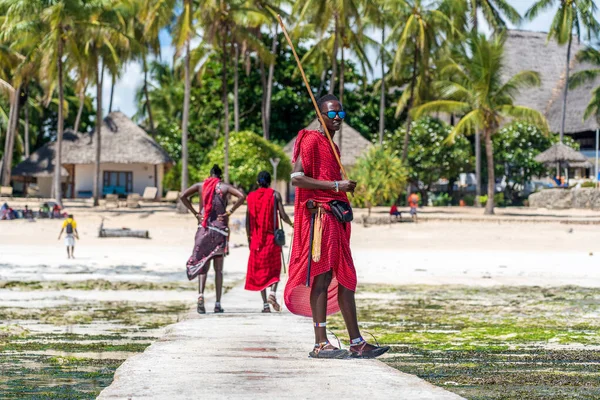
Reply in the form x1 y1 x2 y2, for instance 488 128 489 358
461 0 521 32
79 3 130 206
526 0 600 142
295 0 375 153
390 0 458 163
413 33 548 215
0 0 66 202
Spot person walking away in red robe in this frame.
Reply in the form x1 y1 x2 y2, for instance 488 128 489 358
245 171 293 312
180 165 246 314
284 94 390 359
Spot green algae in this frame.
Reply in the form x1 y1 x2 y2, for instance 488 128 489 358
330 285 600 399
0 279 200 291
0 295 191 399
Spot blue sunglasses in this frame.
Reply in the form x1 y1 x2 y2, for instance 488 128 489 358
322 110 346 119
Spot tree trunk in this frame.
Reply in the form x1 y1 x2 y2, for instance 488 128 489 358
401 45 419 162
233 43 240 132
74 85 86 132
484 130 495 215
1 85 20 187
259 58 268 139
475 131 481 206
317 69 327 97
329 13 339 95
24 89 29 158
181 39 191 194
54 36 64 206
93 58 104 207
338 40 345 154
559 33 573 142
379 25 385 145
108 73 115 114
223 34 230 183
264 24 278 141
143 56 155 134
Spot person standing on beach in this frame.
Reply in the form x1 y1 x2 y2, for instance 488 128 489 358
58 214 79 259
180 165 246 314
245 171 293 313
284 94 390 359
408 192 419 222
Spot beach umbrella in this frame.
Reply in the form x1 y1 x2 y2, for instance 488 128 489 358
534 143 587 164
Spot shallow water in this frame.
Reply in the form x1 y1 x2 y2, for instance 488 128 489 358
329 285 600 399
0 280 193 398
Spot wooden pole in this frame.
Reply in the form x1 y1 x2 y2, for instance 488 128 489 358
277 15 348 181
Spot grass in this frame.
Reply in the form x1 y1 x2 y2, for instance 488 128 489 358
329 285 600 400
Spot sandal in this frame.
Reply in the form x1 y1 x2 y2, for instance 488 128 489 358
214 303 224 313
308 342 350 359
262 303 271 313
197 296 206 314
268 293 281 312
349 338 390 359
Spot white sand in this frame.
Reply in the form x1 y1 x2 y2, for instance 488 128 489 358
1 204 599 287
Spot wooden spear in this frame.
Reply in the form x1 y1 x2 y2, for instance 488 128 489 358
277 14 349 180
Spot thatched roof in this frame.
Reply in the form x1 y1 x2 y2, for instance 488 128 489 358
503 30 584 115
545 59 600 133
283 120 373 167
534 142 588 163
13 112 172 177
11 132 74 177
504 30 600 134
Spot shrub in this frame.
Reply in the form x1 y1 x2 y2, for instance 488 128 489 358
352 146 408 214
201 131 291 191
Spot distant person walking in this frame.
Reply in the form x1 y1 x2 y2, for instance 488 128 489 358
245 171 293 313
58 214 79 259
180 165 246 314
408 192 419 223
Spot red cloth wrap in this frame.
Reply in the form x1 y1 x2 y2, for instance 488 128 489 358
245 187 282 291
201 177 220 228
284 130 357 317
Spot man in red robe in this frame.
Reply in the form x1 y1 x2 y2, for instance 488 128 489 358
284 94 390 359
245 171 293 312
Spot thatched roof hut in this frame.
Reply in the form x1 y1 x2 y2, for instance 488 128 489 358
283 119 373 167
534 143 588 163
13 112 172 177
12 112 173 198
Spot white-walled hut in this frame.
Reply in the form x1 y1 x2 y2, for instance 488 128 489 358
12 112 173 198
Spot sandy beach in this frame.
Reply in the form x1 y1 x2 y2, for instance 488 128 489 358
2 202 600 287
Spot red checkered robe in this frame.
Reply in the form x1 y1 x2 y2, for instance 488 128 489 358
245 187 282 291
284 129 357 317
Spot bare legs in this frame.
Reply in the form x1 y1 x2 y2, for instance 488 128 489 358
196 256 224 313
310 271 332 343
214 256 223 303
310 271 379 352
338 284 360 339
260 289 268 303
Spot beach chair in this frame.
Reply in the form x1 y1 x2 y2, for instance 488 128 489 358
161 190 179 203
105 194 120 209
142 186 158 201
27 185 40 198
126 193 141 208
0 186 13 198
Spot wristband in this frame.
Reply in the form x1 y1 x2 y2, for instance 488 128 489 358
334 181 339 192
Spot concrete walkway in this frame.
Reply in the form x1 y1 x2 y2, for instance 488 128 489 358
98 285 464 400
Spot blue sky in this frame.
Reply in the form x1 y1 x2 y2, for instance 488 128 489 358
107 0 562 119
